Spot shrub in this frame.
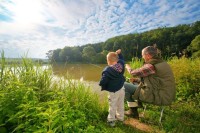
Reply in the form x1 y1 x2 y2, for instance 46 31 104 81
0 54 107 132
169 57 200 106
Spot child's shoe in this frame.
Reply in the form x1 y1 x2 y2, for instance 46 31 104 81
107 121 115 127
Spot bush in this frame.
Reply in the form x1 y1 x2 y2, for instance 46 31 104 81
0 55 107 132
169 57 200 107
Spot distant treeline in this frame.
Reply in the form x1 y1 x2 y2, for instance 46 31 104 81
0 57 49 65
46 21 200 64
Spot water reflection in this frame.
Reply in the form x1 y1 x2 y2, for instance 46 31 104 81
52 64 108 103
52 64 106 82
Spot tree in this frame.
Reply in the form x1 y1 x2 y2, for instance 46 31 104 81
71 47 82 62
82 46 96 63
187 35 200 58
93 42 103 53
94 53 106 64
113 41 120 51
46 50 53 62
52 49 62 62
59 47 73 62
103 39 114 51
48 21 200 63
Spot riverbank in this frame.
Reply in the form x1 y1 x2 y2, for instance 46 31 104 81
0 55 200 132
0 56 141 132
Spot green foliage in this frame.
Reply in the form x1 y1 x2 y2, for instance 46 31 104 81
0 54 140 132
124 58 143 79
169 57 200 106
1 52 200 132
51 48 62 62
190 35 200 51
187 35 200 58
82 46 97 63
94 53 107 64
139 103 200 133
59 46 73 62
47 21 200 63
0 55 99 132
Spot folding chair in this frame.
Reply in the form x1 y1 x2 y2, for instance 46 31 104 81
142 104 165 127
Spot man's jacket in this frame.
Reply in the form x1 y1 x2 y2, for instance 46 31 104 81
133 58 176 105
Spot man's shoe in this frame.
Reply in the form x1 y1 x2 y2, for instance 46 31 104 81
125 107 139 119
125 109 133 116
132 107 139 119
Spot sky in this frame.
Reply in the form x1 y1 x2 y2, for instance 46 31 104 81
0 0 200 59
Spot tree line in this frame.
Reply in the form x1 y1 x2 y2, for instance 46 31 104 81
46 21 200 64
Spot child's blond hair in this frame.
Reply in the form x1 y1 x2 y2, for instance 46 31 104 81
107 52 119 62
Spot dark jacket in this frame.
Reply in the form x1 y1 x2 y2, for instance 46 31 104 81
99 54 125 92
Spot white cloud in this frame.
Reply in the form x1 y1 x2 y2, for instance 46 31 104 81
0 0 199 58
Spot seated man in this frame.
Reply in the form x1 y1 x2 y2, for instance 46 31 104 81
124 46 176 119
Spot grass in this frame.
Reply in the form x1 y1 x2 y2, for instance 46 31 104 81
0 52 141 133
1 50 200 132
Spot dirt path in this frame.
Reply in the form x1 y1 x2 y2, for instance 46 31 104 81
124 118 160 133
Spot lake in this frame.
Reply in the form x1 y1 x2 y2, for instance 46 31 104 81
52 63 108 102
52 64 106 82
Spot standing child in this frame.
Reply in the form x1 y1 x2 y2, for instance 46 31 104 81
99 49 125 127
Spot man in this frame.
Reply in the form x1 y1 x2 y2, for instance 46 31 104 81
124 46 176 119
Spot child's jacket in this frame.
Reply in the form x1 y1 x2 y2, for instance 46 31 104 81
99 54 125 92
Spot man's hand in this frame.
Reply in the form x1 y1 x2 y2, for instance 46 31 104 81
129 78 139 83
116 49 121 54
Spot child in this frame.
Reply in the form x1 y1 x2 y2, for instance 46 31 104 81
99 49 125 127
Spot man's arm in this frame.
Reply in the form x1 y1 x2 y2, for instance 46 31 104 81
126 63 155 77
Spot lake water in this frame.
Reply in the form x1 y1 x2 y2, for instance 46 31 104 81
52 64 106 82
52 64 108 102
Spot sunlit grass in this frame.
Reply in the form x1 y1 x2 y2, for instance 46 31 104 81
168 57 200 103
0 52 140 133
1 49 199 132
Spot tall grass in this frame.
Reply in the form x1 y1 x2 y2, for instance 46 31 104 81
0 52 141 133
125 57 143 80
0 53 103 132
2 50 199 132
168 57 200 106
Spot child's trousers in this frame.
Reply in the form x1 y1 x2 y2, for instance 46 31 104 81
107 87 125 122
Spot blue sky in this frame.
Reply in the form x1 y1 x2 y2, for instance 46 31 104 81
0 0 200 58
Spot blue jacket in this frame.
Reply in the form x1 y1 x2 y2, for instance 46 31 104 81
99 54 125 92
